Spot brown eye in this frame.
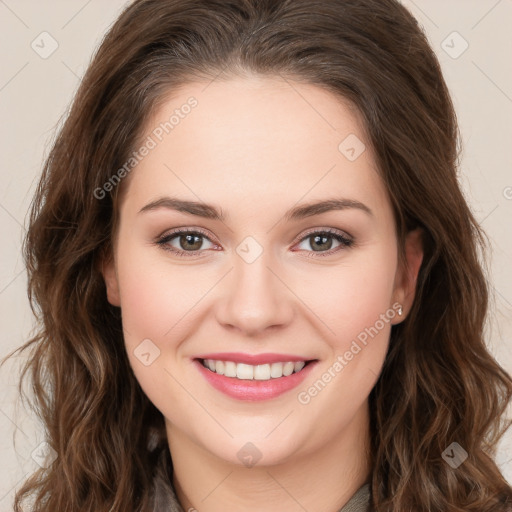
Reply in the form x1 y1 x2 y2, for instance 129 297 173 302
156 229 217 257
176 233 204 251
294 229 354 257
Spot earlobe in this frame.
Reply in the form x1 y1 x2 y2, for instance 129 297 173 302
393 228 424 322
100 254 121 307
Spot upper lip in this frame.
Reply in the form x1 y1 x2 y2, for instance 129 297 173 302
195 352 315 365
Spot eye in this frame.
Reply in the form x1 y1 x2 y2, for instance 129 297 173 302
156 228 218 258
293 228 354 258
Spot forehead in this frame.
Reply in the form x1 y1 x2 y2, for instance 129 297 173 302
119 76 390 220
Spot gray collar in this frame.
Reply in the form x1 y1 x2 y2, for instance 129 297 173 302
338 483 371 512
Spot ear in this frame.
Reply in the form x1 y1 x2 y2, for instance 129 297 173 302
391 228 424 324
100 251 121 307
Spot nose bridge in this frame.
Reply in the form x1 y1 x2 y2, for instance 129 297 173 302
215 237 293 335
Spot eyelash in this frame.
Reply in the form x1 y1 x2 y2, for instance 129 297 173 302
155 227 354 259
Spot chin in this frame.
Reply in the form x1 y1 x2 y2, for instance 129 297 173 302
197 432 307 468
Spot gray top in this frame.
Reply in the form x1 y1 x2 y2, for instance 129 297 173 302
150 449 371 512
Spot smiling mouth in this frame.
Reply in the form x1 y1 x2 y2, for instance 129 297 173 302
199 358 315 381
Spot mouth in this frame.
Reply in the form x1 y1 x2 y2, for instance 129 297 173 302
193 354 318 401
199 358 313 380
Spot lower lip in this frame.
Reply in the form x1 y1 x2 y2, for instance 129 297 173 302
194 359 317 401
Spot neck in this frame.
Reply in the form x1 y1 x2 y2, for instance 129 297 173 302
166 401 371 512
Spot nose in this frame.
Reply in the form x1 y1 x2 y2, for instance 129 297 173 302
215 247 294 337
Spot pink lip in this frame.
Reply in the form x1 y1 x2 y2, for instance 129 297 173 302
193 358 318 401
194 352 310 365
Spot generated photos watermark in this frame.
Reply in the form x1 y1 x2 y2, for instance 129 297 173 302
297 302 402 405
93 96 198 200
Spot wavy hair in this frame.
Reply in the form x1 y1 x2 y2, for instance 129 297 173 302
5 0 512 510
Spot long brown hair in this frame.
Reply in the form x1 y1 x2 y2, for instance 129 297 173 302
5 0 512 510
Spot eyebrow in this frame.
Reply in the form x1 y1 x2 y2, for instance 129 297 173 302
138 196 373 221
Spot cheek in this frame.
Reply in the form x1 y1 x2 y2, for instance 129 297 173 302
115 245 200 420
292 251 397 440
114 242 221 406
295 244 397 346
291 243 398 418
115 243 204 347
118 269 172 348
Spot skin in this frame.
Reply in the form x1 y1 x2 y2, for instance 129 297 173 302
102 75 423 512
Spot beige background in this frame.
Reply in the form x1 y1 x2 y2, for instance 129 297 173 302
0 0 511 508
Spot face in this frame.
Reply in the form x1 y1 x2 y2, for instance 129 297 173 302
102 75 423 467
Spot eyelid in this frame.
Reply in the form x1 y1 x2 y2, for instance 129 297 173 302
157 226 217 243
291 226 354 246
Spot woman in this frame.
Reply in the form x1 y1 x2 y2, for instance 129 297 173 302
7 0 512 510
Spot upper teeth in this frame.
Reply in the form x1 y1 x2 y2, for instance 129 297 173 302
202 359 306 380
